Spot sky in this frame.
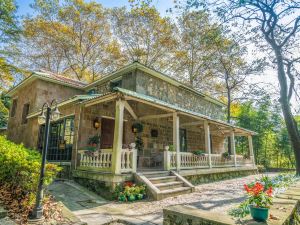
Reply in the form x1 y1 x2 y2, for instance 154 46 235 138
15 0 174 17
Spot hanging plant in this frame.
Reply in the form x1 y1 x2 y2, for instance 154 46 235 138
132 122 143 133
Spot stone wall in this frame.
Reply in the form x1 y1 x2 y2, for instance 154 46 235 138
92 70 225 121
7 79 83 149
135 70 224 120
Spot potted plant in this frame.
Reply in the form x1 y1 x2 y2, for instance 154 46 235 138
244 182 273 222
222 152 231 160
194 150 205 156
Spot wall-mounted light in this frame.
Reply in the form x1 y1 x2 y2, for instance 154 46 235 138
93 117 101 129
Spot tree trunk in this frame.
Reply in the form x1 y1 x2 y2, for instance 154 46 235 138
275 49 300 175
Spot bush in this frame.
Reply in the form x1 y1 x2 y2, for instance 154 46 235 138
0 136 60 221
257 164 266 173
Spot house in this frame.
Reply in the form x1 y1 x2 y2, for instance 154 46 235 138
6 62 257 199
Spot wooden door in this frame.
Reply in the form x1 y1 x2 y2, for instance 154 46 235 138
101 118 115 149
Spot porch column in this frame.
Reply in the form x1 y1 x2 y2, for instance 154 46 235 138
248 135 255 166
230 130 237 167
204 121 212 168
173 112 180 171
112 99 125 174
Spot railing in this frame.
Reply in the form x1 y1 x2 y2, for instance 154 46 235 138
211 154 235 167
236 155 254 166
180 152 208 169
165 151 255 170
78 149 112 171
120 148 137 173
78 148 137 173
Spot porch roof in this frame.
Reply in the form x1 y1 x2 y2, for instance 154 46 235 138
82 88 257 136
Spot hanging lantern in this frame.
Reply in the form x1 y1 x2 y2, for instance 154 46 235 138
93 117 101 129
132 122 143 133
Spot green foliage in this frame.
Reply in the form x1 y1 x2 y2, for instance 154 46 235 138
0 136 60 207
0 93 10 127
222 152 231 160
88 135 100 145
194 150 205 156
234 95 296 169
114 182 146 202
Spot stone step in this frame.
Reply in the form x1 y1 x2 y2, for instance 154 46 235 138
143 171 171 178
155 181 184 191
160 187 193 199
148 176 177 184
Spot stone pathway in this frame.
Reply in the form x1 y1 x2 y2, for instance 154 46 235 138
47 180 107 211
51 173 277 225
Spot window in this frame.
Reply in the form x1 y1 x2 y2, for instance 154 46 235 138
21 103 30 124
37 116 74 161
10 99 18 117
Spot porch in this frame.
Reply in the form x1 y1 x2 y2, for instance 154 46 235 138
74 88 256 176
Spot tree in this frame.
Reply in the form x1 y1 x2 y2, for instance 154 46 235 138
180 0 300 174
110 6 177 72
0 0 20 90
172 11 220 90
17 0 124 82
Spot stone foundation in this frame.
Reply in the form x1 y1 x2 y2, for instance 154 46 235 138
180 167 258 185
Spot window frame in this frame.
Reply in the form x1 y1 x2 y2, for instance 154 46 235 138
21 103 30 124
10 98 18 118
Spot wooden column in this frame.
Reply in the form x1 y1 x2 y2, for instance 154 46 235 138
173 112 180 171
204 120 212 168
112 99 125 174
248 135 255 166
230 130 237 167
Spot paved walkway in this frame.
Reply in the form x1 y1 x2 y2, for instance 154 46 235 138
50 173 277 225
47 180 107 211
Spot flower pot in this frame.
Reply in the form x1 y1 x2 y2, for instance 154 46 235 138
250 205 269 222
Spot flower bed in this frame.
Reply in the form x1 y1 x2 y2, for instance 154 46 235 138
114 181 146 202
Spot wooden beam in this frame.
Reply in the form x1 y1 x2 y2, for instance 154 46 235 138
124 101 138 120
139 113 173 121
173 112 180 171
84 95 116 107
181 121 203 127
124 96 175 112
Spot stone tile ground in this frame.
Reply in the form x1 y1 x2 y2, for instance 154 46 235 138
49 173 277 225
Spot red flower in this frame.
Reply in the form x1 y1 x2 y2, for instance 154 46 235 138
124 181 134 187
244 182 264 196
266 187 273 196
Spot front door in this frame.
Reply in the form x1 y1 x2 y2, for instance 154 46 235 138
100 118 115 149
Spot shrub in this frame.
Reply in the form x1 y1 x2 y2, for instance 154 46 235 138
0 136 60 221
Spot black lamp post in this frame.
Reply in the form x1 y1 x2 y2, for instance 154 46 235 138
30 100 60 220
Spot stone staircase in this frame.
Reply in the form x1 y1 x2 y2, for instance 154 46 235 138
134 171 195 200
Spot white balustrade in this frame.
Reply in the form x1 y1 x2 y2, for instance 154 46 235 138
79 148 137 173
120 148 137 173
180 152 209 169
164 152 254 170
79 149 112 170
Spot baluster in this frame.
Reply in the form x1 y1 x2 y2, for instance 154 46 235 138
126 151 130 169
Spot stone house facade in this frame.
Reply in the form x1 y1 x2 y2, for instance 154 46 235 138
6 62 256 192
